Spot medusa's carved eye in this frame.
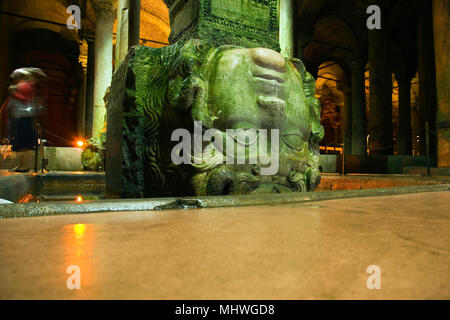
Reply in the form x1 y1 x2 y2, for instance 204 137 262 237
288 58 302 71
282 133 305 152
188 39 209 55
197 43 206 51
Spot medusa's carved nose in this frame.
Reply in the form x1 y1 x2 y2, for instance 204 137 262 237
251 48 286 73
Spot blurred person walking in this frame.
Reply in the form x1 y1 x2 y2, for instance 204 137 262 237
0 68 47 171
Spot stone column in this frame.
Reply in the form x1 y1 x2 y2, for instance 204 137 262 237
396 72 413 155
85 39 95 137
341 87 352 154
90 0 117 137
351 53 367 156
78 66 87 137
296 32 313 61
115 0 129 68
368 3 393 155
433 0 450 167
280 0 294 58
343 87 352 155
418 3 438 157
128 0 141 47
369 26 393 155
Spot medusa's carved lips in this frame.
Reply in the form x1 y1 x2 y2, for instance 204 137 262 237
257 96 286 114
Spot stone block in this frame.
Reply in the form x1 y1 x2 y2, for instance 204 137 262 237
163 0 280 51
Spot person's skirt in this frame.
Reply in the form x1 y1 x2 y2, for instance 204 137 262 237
7 117 37 152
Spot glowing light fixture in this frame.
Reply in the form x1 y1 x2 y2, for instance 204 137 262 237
76 196 83 202
76 140 84 148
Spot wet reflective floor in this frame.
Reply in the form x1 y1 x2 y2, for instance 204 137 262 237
0 191 449 300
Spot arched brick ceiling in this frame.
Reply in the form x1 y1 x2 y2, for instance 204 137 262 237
316 61 346 106
1 0 79 42
2 0 169 46
140 0 170 45
111 0 170 47
314 17 357 50
303 16 357 70
142 0 169 25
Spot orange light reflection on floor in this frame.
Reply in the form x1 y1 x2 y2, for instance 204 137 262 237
63 223 94 295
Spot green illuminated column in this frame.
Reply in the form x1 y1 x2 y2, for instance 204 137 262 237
280 0 294 58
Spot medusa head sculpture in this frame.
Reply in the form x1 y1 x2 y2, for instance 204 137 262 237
120 40 324 197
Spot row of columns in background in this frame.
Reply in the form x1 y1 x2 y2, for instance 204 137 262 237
358 0 442 159
279 0 449 166
85 0 141 138
347 39 415 157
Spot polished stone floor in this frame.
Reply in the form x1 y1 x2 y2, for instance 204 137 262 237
0 191 449 300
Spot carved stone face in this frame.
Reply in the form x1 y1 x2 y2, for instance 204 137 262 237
209 48 311 140
115 40 323 198
190 47 320 194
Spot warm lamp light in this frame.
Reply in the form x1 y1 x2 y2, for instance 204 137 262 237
76 140 84 148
